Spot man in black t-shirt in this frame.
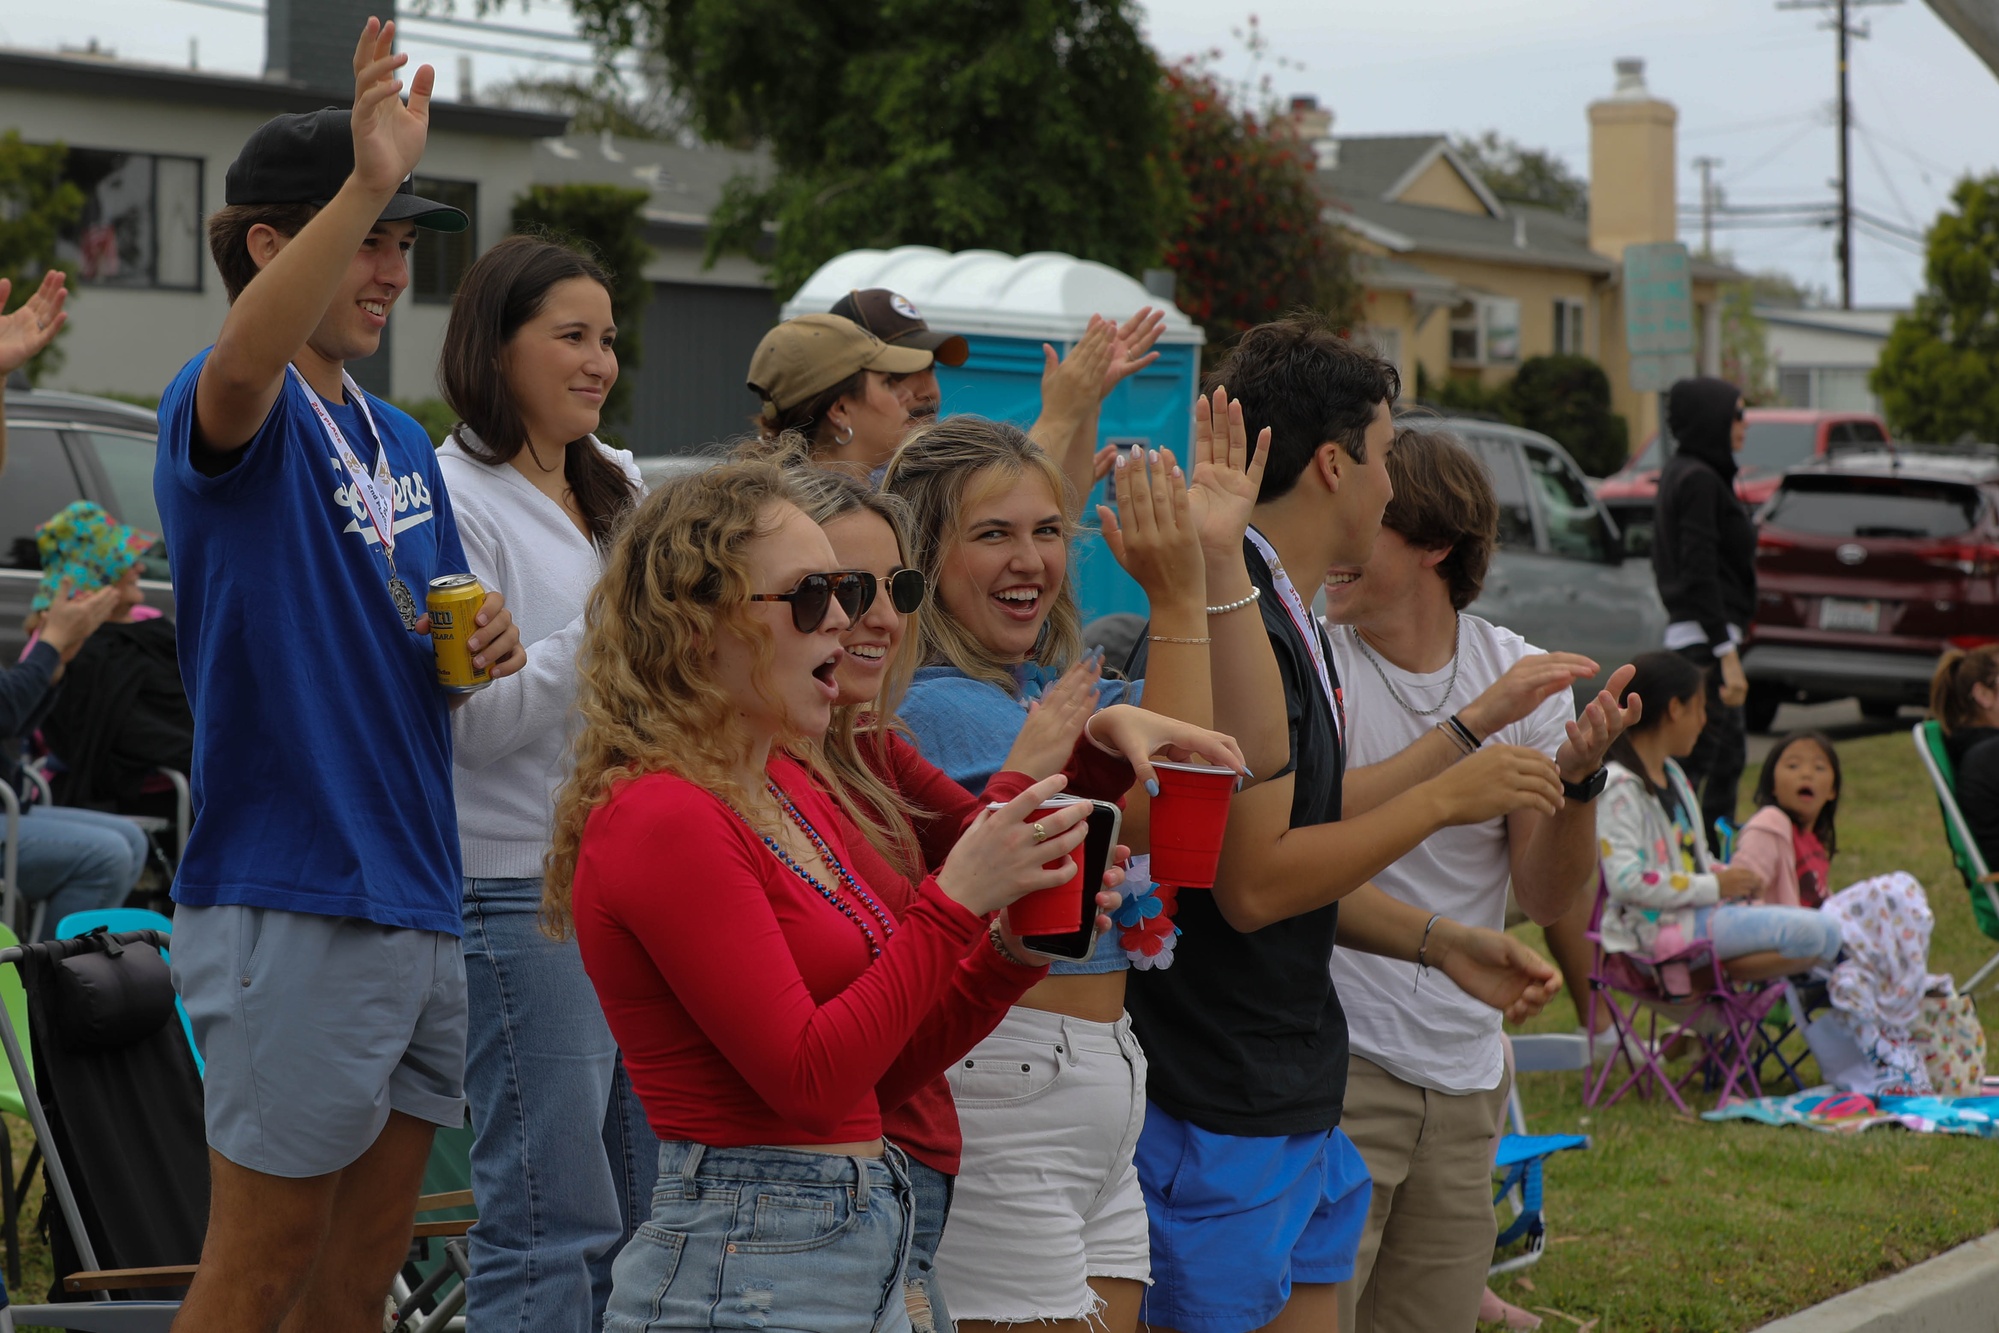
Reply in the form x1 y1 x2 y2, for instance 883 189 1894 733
1127 320 1566 1333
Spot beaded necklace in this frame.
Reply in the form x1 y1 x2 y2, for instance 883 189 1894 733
732 781 897 960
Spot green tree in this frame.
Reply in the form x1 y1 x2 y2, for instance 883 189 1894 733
1873 174 1999 443
570 0 1183 297
1451 131 1587 221
1507 354 1629 477
0 131 84 384
510 184 652 426
1162 64 1357 357
488 67 686 141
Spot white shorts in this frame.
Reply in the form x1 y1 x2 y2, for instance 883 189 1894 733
934 1006 1151 1322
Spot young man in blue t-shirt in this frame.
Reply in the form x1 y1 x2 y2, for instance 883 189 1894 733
1127 320 1568 1333
153 22 525 1332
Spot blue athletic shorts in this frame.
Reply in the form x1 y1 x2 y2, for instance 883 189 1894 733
1135 1103 1373 1333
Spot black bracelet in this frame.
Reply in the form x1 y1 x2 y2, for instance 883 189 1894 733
1446 713 1483 751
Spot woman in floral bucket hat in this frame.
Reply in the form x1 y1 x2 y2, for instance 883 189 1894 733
1 502 153 938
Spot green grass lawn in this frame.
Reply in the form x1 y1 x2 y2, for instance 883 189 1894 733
3 730 1991 1330
1491 728 1999 1332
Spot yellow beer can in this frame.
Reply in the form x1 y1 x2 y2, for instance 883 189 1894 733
427 573 491 693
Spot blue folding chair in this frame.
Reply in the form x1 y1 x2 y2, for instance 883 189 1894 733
53 910 201 1078
1491 1034 1592 1277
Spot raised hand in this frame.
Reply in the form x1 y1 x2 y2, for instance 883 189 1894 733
1457 651 1598 741
1097 444 1204 607
350 18 434 195
1002 653 1104 779
1556 662 1642 782
1101 307 1166 399
0 271 69 377
1038 317 1114 426
1185 386 1271 557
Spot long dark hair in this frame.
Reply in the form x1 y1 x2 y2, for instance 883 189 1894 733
439 234 638 546
1606 650 1707 781
1750 729 1842 855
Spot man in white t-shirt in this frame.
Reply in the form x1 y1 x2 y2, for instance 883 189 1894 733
1325 426 1638 1333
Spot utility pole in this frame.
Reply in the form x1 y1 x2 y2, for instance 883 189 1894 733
1777 0 1902 309
1692 155 1723 257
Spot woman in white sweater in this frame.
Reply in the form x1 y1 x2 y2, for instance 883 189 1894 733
435 235 650 1333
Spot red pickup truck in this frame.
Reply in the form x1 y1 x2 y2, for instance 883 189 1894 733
1592 408 1891 554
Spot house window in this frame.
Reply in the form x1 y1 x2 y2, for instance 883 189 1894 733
409 178 478 303
1449 297 1522 367
1553 299 1587 355
54 148 203 291
1777 368 1812 408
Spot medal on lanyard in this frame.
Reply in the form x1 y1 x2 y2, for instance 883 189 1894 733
293 364 420 629
1245 525 1345 750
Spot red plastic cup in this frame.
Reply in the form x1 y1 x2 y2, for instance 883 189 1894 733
1148 761 1236 888
995 797 1086 935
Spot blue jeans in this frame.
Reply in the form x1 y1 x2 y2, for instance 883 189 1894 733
900 1157 953 1333
606 1140 915 1333
8 805 146 937
461 877 658 1333
1698 903 1844 967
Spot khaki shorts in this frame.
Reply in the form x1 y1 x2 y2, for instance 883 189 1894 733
172 904 467 1178
1335 1053 1511 1333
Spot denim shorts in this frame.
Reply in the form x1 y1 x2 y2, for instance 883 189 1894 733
1136 1108 1372 1333
604 1140 914 1333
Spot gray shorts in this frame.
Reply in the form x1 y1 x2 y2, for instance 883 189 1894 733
171 904 467 1178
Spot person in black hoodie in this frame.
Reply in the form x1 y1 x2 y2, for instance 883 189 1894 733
1651 376 1755 844
1930 646 1999 871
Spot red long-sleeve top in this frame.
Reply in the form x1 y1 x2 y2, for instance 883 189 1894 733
572 763 1045 1147
816 729 1135 1174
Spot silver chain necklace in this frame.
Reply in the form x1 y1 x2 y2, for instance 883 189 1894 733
1347 617 1462 717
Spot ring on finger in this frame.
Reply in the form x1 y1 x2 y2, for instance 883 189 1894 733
1032 821 1048 843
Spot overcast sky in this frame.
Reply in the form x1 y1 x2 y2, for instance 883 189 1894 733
5 0 1993 308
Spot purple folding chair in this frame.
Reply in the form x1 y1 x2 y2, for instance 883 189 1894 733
1583 871 1785 1112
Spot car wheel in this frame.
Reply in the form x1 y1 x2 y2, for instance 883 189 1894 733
1744 683 1782 735
1859 698 1902 721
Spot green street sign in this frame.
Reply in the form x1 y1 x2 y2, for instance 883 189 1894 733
1624 242 1696 392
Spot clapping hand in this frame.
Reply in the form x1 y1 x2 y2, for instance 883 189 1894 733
1556 662 1642 784
1003 654 1105 780
0 271 68 378
1457 652 1598 741
1186 386 1270 557
350 18 434 196
1097 444 1204 606
1101 307 1166 399
1038 317 1115 426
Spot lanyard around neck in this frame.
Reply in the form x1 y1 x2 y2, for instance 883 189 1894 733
293 363 398 568
1245 525 1343 750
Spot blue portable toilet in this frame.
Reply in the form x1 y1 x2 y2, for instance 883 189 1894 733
783 246 1205 625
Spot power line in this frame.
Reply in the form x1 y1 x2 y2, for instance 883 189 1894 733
162 0 623 70
1775 0 1905 309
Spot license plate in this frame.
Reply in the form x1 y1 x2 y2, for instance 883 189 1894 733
1819 597 1882 633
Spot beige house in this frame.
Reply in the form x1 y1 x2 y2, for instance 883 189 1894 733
1294 59 1739 448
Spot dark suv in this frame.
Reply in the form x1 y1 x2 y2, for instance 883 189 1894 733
1742 448 1999 730
1 384 172 662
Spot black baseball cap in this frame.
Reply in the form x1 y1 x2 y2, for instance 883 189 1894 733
828 289 969 367
225 108 470 232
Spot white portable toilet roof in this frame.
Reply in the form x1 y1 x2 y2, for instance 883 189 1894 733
783 245 1205 345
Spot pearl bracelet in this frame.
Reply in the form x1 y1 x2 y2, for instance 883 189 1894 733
1206 586 1262 616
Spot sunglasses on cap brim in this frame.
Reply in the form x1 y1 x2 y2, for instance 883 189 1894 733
748 568 928 633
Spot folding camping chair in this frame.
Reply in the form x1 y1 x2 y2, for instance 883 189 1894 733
1490 1033 1591 1278
1583 872 1784 1112
1913 720 1999 994
0 929 476 1332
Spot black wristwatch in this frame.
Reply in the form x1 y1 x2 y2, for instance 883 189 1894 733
1562 766 1608 803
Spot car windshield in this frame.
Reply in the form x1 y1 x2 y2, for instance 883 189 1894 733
1739 422 1819 473
1763 477 1980 538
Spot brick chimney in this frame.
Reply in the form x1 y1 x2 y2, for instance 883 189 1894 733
267 0 392 93
1586 58 1677 260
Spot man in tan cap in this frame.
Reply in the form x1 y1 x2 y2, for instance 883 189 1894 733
747 312 934 471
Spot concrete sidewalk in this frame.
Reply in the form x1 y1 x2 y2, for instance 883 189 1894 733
1755 1228 1999 1332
